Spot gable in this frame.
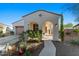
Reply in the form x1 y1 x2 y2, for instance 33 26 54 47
22 10 61 18
12 20 24 26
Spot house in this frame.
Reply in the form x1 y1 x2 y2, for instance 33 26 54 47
12 10 63 41
73 24 79 29
0 23 12 34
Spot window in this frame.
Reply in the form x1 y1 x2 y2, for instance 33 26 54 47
33 23 38 31
29 22 39 31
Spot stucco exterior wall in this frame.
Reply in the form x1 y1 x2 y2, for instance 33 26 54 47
22 10 61 41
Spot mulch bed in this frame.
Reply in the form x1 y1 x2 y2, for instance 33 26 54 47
30 40 44 56
11 40 44 56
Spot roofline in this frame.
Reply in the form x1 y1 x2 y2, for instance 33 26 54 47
12 10 62 24
12 19 23 24
73 24 79 28
0 22 8 26
22 10 62 17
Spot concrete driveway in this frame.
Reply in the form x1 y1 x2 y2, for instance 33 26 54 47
0 35 19 55
0 35 19 45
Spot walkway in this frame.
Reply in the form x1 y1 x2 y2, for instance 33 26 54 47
39 40 56 56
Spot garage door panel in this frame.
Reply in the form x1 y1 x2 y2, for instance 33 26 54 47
15 26 24 35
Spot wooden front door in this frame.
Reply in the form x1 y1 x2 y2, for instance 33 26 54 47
45 26 47 33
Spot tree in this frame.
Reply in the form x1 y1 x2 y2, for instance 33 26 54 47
64 23 73 28
0 31 4 37
60 15 64 42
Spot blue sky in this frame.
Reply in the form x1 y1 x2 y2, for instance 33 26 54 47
0 3 77 26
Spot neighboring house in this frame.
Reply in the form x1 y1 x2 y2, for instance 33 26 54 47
73 24 79 29
12 10 63 41
0 23 12 34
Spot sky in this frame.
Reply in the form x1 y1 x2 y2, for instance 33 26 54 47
0 3 77 26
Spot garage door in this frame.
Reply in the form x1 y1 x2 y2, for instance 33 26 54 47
15 26 24 35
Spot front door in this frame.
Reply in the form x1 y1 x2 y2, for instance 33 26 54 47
42 21 53 40
45 26 47 33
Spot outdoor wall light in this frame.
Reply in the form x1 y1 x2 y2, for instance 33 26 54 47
55 24 57 27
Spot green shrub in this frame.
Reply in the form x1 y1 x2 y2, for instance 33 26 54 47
19 42 26 48
26 30 42 41
60 15 64 42
0 31 4 37
10 31 14 35
73 29 79 33
1 34 5 37
70 40 79 45
24 50 31 56
60 31 64 42
19 32 26 41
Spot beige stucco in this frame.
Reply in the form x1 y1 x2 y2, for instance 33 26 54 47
22 10 61 41
13 10 62 41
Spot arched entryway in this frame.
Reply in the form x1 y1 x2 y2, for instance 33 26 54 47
42 21 53 40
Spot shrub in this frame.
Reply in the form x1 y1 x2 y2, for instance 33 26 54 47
19 31 26 41
60 15 64 42
26 30 42 41
1 34 5 37
19 42 26 48
24 50 31 56
27 40 40 43
10 31 14 35
0 31 4 37
73 29 79 33
70 39 79 45
60 31 64 42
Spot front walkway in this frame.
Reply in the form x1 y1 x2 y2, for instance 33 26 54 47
39 40 56 56
42 35 53 40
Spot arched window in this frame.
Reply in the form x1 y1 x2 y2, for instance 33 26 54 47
29 22 39 31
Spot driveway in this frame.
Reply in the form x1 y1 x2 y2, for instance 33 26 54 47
0 35 19 55
0 35 19 45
